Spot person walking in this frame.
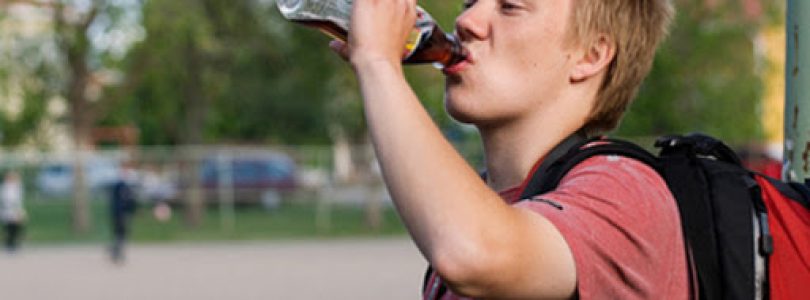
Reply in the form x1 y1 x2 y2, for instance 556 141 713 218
109 164 137 264
1 171 26 253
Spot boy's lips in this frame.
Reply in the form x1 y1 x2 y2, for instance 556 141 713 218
443 51 473 76
443 61 468 75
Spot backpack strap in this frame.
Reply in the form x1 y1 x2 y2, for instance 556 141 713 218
757 175 810 210
788 182 810 209
518 132 589 199
523 137 660 197
422 266 447 300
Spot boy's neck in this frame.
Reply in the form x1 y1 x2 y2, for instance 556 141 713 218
479 108 587 193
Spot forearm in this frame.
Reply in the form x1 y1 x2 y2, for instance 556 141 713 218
341 1 576 297
353 60 509 262
350 58 575 300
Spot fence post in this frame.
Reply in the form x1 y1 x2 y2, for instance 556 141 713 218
785 0 810 183
217 149 235 231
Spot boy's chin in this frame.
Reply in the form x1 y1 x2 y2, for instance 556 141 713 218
445 99 482 125
448 111 476 125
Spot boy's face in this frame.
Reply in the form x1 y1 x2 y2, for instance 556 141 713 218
444 0 579 126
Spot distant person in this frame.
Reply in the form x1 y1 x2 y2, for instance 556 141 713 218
109 163 138 264
1 171 26 253
152 201 172 223
140 165 174 222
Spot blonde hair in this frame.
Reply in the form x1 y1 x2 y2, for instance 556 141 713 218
570 0 675 134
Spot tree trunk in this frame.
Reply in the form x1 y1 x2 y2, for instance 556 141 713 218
66 28 94 235
179 37 208 228
71 133 92 234
180 149 205 228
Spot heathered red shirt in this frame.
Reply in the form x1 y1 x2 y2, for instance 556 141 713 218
424 155 689 299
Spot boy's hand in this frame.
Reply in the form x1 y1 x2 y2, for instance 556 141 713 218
329 0 417 69
329 39 350 61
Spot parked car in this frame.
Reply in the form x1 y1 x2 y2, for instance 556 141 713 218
36 159 120 197
199 152 299 206
138 167 179 203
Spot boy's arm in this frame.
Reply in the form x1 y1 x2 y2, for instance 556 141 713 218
342 0 576 298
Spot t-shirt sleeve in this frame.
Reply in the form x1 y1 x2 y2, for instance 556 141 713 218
514 155 688 300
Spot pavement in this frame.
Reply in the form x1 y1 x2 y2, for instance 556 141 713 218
0 238 427 300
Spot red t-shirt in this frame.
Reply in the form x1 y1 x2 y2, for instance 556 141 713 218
424 155 689 299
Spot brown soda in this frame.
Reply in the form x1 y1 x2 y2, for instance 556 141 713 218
402 24 466 67
281 2 466 68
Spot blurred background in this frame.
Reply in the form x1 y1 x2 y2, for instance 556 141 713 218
0 0 790 299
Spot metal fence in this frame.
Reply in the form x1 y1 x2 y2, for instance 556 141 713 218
0 142 485 235
0 136 780 239
0 145 355 229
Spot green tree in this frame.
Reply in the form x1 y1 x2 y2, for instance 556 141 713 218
0 3 56 147
111 0 467 145
113 0 782 163
0 0 142 233
107 0 234 226
617 0 781 144
110 0 345 145
108 0 352 225
54 0 146 233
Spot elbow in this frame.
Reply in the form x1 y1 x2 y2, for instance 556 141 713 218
429 241 506 298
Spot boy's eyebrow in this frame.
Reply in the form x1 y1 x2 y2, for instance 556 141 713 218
503 0 535 9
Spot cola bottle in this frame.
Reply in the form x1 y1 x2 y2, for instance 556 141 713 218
277 0 466 67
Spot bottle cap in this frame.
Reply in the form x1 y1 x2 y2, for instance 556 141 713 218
277 0 304 16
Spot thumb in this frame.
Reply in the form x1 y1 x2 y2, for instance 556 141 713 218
329 39 350 61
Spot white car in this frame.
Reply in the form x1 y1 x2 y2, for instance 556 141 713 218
36 159 120 197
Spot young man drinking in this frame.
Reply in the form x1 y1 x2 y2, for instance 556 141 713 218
331 0 684 298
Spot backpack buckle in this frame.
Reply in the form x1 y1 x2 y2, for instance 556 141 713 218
758 212 774 256
654 135 684 149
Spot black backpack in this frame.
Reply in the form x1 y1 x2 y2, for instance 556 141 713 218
521 133 810 300
423 133 810 299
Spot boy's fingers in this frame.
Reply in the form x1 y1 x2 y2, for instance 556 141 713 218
329 40 350 61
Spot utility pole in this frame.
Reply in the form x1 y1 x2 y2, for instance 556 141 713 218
785 0 810 183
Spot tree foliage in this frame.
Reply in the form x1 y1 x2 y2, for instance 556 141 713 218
107 0 346 145
0 6 56 147
2 0 784 147
616 0 781 143
106 0 471 146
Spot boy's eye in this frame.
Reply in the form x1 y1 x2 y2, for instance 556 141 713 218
462 0 476 10
500 1 521 12
461 0 522 13
501 3 518 10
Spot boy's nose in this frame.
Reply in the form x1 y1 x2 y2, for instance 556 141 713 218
455 3 490 42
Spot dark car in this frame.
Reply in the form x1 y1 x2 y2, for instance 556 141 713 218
199 152 298 205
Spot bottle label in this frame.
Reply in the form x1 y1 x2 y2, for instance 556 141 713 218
404 8 435 58
278 0 353 31
278 1 457 65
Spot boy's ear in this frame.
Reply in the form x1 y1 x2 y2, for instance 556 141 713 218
570 34 616 83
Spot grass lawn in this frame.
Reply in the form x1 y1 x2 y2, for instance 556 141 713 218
22 197 407 245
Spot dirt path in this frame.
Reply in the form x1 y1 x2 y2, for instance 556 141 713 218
0 238 427 300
